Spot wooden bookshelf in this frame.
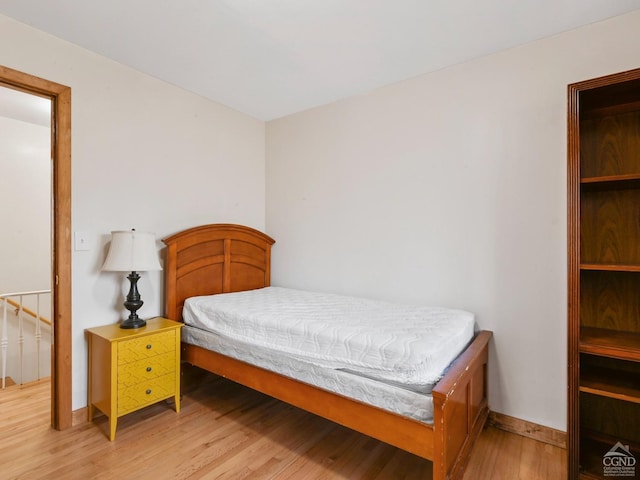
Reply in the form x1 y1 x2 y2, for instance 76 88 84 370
568 68 640 479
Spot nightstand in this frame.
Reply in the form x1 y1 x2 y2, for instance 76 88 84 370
86 317 183 440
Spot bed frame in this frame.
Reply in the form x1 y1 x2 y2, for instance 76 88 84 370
163 224 491 480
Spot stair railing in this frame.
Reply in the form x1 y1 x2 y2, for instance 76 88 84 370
0 290 51 389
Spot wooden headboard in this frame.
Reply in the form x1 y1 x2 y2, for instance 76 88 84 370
163 224 275 322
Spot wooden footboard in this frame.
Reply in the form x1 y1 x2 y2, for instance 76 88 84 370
433 330 492 480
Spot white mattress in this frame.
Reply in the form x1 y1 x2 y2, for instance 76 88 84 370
182 287 475 393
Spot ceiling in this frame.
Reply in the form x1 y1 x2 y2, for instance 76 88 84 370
1 1 640 120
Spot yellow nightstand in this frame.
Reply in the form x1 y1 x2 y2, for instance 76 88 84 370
86 317 183 440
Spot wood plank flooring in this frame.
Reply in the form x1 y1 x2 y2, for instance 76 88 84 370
0 369 566 479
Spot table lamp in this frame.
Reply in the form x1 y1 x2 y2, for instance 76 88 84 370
102 229 162 329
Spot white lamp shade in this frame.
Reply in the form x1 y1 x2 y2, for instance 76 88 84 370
102 230 162 272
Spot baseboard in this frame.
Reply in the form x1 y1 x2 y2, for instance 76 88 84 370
488 411 566 449
72 406 89 427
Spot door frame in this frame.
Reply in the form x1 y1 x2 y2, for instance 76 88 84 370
0 65 72 430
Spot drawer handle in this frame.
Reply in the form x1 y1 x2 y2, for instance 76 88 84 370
146 389 152 395
146 344 152 350
146 367 152 372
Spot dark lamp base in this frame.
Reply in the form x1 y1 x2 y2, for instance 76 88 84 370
120 270 146 329
120 317 147 329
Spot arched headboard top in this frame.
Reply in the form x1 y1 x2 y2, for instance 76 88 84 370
163 224 275 321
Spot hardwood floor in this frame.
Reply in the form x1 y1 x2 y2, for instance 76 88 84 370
0 370 566 479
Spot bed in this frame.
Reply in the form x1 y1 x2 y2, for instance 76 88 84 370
163 224 492 480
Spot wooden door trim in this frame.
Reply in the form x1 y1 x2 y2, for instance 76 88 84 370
0 65 72 430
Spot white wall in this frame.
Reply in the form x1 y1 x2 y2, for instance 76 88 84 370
266 11 640 431
0 14 266 410
0 115 51 295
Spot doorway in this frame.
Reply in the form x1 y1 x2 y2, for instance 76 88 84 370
0 86 52 386
0 65 71 430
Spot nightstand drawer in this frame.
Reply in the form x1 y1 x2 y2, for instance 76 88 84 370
118 373 176 415
117 330 176 364
117 352 176 387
